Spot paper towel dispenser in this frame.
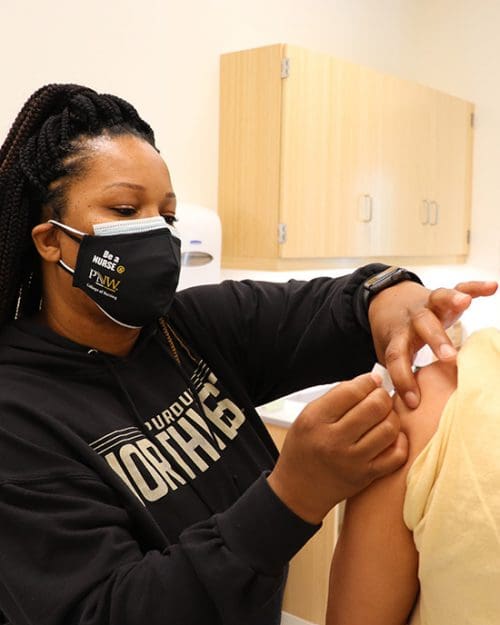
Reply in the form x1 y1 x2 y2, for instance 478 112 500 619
175 203 222 290
181 251 214 266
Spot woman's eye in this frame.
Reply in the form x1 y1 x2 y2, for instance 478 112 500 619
112 207 136 217
163 214 178 226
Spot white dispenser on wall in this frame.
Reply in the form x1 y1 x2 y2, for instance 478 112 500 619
175 203 222 291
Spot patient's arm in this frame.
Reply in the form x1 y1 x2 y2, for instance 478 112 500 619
326 361 457 625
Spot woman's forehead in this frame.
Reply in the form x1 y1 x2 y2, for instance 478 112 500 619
76 134 172 188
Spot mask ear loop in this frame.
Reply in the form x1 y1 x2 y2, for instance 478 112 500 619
47 220 85 275
47 219 85 244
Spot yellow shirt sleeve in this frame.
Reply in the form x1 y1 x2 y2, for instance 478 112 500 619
403 328 500 625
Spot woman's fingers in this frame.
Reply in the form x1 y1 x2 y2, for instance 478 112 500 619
267 373 406 524
368 431 409 477
381 280 498 407
454 280 498 298
334 387 393 442
353 409 401 460
309 372 383 424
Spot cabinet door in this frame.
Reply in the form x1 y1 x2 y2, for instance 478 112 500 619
411 84 437 255
335 69 425 257
429 92 473 255
218 44 284 261
378 77 428 256
278 45 344 258
411 88 473 257
333 61 384 257
278 50 418 259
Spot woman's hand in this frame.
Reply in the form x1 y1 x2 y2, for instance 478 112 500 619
368 279 498 408
267 373 407 524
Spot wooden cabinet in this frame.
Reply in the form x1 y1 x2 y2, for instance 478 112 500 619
266 422 341 625
415 88 473 256
218 44 473 269
334 65 420 257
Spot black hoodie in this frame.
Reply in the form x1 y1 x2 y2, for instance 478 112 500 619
0 269 382 625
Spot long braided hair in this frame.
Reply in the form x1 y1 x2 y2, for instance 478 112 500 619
0 84 156 327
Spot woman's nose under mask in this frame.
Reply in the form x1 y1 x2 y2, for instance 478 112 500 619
48 216 181 328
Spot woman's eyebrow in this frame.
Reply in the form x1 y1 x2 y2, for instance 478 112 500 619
103 182 146 191
102 184 176 201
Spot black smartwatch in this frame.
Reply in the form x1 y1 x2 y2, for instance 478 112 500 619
362 266 422 308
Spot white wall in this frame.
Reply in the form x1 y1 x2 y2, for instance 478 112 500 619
0 0 416 211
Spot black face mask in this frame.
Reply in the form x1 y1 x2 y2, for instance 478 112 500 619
49 217 181 328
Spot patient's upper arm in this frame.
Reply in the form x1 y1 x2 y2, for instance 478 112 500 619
326 360 457 625
394 360 457 466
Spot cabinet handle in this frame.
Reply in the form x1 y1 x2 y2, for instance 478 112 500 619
357 194 373 223
429 201 439 226
421 200 430 225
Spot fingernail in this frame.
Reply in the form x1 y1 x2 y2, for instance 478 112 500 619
370 372 383 386
404 391 419 409
439 344 457 359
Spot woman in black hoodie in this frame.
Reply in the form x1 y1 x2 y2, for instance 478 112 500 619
0 84 494 625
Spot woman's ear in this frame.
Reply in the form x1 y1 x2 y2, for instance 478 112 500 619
31 223 61 262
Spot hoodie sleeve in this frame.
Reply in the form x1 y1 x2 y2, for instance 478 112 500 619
172 263 391 405
0 469 317 625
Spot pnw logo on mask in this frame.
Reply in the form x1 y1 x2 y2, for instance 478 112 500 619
89 250 126 298
49 217 181 328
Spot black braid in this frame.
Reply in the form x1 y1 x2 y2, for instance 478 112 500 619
0 83 156 326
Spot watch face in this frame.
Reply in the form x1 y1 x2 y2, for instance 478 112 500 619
365 266 403 292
